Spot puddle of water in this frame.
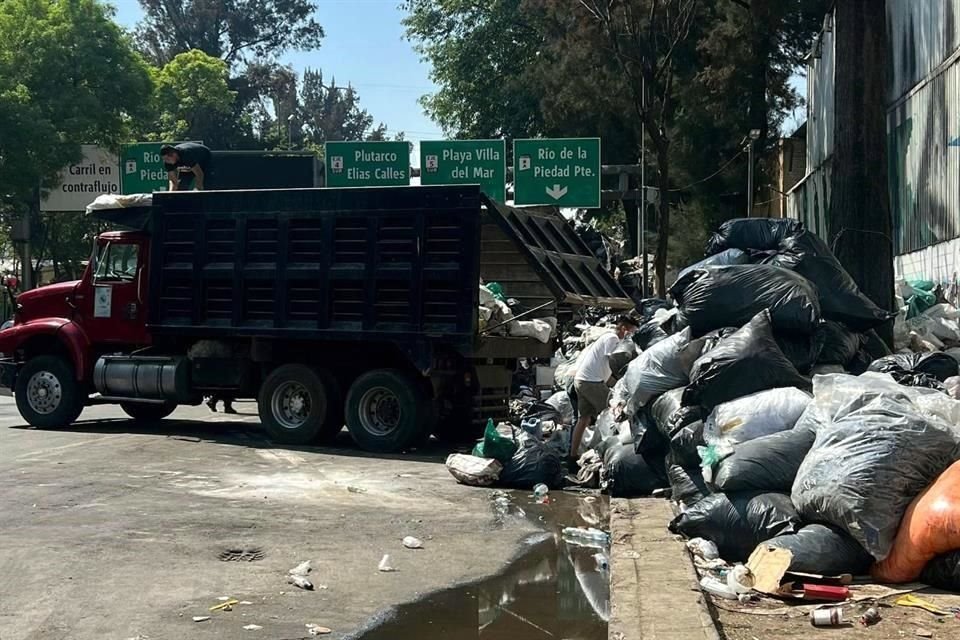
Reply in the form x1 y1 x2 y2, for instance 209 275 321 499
355 489 611 640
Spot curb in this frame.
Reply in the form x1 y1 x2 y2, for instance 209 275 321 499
608 497 722 640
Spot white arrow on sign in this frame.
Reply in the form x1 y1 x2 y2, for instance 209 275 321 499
545 184 568 200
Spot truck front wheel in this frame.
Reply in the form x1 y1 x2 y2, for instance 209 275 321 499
15 355 84 428
345 369 427 453
258 364 341 445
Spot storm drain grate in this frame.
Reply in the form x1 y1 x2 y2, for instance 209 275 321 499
218 547 265 562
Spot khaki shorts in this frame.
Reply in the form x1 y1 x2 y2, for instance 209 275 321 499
574 380 610 419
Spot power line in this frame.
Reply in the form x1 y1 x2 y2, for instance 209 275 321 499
669 150 745 192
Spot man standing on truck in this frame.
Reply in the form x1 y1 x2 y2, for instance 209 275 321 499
570 316 638 467
161 142 212 191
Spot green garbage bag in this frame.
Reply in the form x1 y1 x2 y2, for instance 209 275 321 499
472 418 517 464
486 282 506 301
906 279 937 319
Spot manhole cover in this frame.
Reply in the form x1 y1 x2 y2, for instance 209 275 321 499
218 547 265 562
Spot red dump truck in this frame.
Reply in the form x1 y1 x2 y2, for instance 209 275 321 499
0 185 629 452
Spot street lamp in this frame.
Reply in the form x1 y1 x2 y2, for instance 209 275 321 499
746 128 761 217
287 114 294 149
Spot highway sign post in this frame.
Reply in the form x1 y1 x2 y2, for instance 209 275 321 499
513 138 601 207
324 141 410 187
121 142 197 194
419 139 506 201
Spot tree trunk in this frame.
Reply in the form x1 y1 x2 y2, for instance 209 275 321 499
828 0 894 341
654 142 671 296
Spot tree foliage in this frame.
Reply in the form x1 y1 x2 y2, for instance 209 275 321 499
146 49 239 144
0 0 153 207
135 0 324 66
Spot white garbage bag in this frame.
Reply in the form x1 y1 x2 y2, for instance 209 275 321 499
704 387 812 450
609 328 700 418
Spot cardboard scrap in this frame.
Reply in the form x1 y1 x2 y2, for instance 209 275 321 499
746 546 793 595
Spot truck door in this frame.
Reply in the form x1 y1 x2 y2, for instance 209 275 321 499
80 239 150 346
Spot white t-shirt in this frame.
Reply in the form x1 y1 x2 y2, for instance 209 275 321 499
575 332 620 383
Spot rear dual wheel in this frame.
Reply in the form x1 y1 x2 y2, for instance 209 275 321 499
258 364 343 445
345 369 430 453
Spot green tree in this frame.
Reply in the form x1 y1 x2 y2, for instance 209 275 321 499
403 0 546 139
0 0 153 207
136 0 324 66
298 70 387 145
145 49 239 145
0 0 153 285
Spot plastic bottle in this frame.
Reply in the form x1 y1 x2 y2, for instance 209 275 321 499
533 484 549 501
563 527 610 544
699 575 739 600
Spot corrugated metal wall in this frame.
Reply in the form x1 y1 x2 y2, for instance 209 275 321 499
887 58 960 255
887 0 960 102
806 14 835 167
786 161 830 237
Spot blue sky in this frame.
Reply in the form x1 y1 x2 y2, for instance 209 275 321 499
109 0 441 153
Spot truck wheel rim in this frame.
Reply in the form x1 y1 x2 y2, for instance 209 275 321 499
358 387 401 436
271 381 312 429
26 371 62 415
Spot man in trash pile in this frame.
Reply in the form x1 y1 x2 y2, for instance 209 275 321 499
570 316 639 467
161 142 213 191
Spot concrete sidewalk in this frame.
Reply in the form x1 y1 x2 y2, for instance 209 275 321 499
608 497 721 640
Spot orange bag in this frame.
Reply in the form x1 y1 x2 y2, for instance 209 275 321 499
874 460 960 583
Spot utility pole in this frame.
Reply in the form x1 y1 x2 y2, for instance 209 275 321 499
638 74 648 299
746 129 761 217
829 0 894 342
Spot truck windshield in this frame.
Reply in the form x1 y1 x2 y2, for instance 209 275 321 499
94 242 139 282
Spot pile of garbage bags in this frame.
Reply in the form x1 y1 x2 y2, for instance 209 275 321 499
583 218 960 585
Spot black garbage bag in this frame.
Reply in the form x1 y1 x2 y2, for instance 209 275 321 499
498 429 565 490
920 551 960 592
632 407 670 456
670 265 821 337
633 318 670 351
684 310 811 411
698 327 738 357
861 329 893 359
603 443 669 497
771 231 896 331
704 218 804 256
776 330 825 374
817 320 861 366
668 464 713 507
667 419 705 469
651 388 684 437
637 298 672 320
677 249 749 282
669 491 802 561
764 524 874 575
713 427 816 492
868 352 959 382
792 393 960 560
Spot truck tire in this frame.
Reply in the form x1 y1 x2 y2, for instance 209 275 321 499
120 402 177 423
258 364 339 445
15 355 84 428
345 369 428 453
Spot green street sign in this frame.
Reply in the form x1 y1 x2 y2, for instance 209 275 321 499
121 142 196 194
324 141 409 187
419 139 506 201
513 138 601 208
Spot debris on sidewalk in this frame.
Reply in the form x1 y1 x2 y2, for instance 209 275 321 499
378 554 396 572
209 598 239 611
306 623 332 635
402 536 424 549
287 560 314 590
242 624 263 630
192 616 211 622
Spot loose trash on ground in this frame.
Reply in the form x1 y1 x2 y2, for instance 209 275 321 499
287 559 314 590
306 624 332 636
378 554 396 572
192 616 211 622
445 453 503 487
209 599 239 611
402 536 424 549
242 624 263 631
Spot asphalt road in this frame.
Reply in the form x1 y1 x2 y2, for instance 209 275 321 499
0 398 541 640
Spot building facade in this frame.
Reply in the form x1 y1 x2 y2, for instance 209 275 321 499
789 1 960 288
